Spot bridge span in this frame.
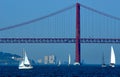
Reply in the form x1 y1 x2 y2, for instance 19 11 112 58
0 38 120 44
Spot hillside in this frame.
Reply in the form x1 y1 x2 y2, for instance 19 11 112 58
0 52 21 65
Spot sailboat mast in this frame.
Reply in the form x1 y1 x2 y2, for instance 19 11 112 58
102 52 105 64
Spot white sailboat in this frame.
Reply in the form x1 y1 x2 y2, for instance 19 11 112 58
18 51 33 69
110 46 116 67
58 60 61 66
68 54 71 65
101 52 106 67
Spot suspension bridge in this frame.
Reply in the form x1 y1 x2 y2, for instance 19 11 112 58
1 2 120 64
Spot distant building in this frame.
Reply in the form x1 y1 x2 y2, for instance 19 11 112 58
49 55 56 64
37 59 42 64
44 56 49 64
11 56 23 61
44 55 56 64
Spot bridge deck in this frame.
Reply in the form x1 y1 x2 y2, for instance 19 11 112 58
0 38 120 43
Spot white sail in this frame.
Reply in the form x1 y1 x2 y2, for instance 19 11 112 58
58 60 61 66
68 54 71 65
110 46 115 64
24 52 30 65
110 46 116 67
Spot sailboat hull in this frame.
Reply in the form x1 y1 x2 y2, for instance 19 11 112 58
110 63 115 67
19 66 33 69
102 64 106 68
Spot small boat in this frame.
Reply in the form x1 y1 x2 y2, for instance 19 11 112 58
18 51 33 69
101 52 106 67
74 62 80 65
110 46 116 67
102 64 106 68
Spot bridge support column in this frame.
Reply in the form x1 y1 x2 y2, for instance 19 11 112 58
74 3 80 65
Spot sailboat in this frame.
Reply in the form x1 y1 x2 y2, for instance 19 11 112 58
18 51 33 69
68 54 71 65
110 46 116 67
101 52 106 67
58 60 61 66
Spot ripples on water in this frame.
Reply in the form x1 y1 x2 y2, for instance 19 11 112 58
0 65 120 77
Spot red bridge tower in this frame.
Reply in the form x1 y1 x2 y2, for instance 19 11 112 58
74 3 80 65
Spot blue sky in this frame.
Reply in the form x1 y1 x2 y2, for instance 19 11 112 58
0 0 120 64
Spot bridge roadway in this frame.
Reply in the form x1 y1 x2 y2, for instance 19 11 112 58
0 38 120 43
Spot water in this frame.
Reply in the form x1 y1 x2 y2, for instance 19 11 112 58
0 65 120 77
